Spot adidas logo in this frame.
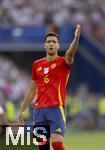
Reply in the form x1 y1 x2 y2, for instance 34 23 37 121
56 128 62 132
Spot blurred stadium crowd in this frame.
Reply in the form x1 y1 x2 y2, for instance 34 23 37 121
0 0 105 44
0 55 105 130
0 55 31 124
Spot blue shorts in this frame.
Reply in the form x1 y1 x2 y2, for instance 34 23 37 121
33 106 66 136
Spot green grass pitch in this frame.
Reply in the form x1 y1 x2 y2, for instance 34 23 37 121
64 131 105 150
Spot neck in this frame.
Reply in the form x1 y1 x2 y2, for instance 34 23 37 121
46 53 58 62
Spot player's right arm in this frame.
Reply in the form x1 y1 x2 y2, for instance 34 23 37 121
65 24 81 65
18 80 36 124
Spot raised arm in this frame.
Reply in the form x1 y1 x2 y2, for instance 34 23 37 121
65 24 81 65
18 80 36 124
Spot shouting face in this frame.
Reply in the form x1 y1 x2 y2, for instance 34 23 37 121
44 36 60 56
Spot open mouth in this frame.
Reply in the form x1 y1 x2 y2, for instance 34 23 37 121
49 48 53 50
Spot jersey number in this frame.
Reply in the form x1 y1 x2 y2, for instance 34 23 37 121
44 75 49 83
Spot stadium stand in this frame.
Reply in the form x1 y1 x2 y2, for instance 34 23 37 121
0 0 105 44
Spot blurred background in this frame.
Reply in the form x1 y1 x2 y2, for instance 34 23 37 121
0 0 105 150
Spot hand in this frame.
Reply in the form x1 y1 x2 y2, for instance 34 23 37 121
75 24 81 39
17 112 24 125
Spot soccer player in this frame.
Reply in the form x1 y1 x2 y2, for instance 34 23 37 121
18 24 81 150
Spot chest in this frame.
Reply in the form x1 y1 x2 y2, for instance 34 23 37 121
36 62 58 78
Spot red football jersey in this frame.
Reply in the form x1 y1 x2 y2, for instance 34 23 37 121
32 56 71 108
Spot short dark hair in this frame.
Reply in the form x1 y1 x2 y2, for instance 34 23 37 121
45 32 59 42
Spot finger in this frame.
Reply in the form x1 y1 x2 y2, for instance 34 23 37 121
18 119 24 125
77 24 81 31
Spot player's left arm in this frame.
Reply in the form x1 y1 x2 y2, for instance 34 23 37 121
65 24 81 65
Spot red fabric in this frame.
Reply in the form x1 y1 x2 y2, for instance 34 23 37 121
32 56 71 108
52 142 65 150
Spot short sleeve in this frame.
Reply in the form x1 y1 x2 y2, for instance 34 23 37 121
31 62 37 81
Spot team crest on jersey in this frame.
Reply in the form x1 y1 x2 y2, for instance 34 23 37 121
37 66 42 72
44 67 49 74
